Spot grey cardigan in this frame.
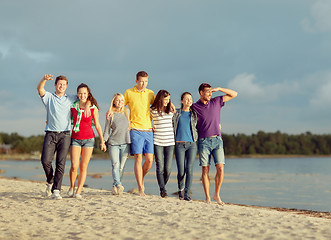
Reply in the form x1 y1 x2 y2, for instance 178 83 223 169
172 108 198 142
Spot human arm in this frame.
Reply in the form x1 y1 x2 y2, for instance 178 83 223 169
211 87 238 102
93 108 107 152
103 116 112 144
170 102 175 113
37 74 53 97
106 105 112 121
150 109 155 132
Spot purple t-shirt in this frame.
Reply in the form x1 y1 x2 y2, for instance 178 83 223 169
191 96 224 139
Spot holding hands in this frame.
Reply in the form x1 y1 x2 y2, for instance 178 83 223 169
100 142 107 152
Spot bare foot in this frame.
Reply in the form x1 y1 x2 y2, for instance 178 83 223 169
138 190 146 196
213 196 225 206
205 198 211 204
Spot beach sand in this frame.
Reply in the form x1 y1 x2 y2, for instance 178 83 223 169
0 177 330 240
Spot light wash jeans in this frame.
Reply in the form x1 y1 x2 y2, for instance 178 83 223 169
108 144 130 187
175 141 197 198
197 136 225 166
154 145 175 193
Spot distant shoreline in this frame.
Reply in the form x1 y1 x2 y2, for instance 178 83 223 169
1 153 330 161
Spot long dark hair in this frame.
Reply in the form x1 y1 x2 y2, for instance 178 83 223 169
77 83 100 109
151 90 171 116
181 92 192 110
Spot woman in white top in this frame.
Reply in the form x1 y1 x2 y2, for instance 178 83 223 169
151 90 175 198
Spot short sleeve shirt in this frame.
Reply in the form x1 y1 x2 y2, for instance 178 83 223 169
124 86 155 130
191 96 224 139
151 110 175 146
41 91 77 132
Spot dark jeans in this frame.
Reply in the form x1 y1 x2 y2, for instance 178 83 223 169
175 142 197 197
41 131 71 192
154 145 174 193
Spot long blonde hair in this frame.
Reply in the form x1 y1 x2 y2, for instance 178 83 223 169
109 93 130 126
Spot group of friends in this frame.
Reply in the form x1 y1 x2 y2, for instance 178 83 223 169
37 71 238 205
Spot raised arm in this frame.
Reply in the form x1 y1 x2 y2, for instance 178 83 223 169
211 87 238 102
37 74 53 97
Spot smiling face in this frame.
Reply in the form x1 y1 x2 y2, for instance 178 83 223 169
181 93 193 109
55 80 68 96
113 95 124 109
162 95 170 108
200 87 213 102
77 87 89 103
136 76 149 91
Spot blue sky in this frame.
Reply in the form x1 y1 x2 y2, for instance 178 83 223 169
0 0 330 136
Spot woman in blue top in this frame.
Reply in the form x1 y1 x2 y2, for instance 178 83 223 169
173 92 198 201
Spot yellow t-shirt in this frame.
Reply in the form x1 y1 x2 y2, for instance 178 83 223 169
124 86 155 130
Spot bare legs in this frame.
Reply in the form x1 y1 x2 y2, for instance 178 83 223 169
69 146 93 195
212 164 224 205
134 153 153 196
202 166 211 203
202 164 225 205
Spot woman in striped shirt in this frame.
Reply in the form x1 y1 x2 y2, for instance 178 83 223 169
151 90 175 198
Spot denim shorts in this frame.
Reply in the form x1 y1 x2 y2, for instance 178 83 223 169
71 138 95 148
130 130 154 154
198 136 225 166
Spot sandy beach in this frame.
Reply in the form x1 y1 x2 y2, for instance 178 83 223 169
0 177 330 240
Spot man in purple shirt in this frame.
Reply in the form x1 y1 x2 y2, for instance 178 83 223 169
191 83 237 205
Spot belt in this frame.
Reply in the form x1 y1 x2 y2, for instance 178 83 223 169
46 131 70 134
130 128 153 132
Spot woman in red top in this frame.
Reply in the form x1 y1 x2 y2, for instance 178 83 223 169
68 83 106 198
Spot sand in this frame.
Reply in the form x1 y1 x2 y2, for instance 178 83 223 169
0 177 330 240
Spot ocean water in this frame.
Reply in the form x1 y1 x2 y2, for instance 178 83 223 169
0 157 330 212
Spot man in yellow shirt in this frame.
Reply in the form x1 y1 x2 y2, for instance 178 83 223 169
124 71 155 196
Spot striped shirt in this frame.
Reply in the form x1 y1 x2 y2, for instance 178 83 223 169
151 109 175 146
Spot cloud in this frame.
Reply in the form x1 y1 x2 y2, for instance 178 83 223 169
0 90 46 136
227 73 305 105
0 36 54 63
309 75 331 107
227 73 264 99
302 0 331 33
25 50 54 63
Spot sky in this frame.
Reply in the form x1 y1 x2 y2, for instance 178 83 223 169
0 0 330 136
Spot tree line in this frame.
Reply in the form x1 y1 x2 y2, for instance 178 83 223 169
222 131 331 155
1 131 331 156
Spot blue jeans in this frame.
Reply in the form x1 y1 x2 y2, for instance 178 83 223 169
71 138 95 148
41 131 71 192
108 144 130 187
175 142 197 197
198 136 225 166
154 145 174 193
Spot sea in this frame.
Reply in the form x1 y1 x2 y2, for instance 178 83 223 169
0 157 330 212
